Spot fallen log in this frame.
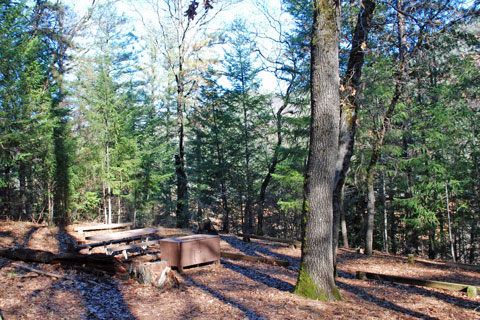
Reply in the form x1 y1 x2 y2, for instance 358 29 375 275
221 251 289 267
440 261 480 273
356 271 480 298
0 247 119 274
237 233 301 248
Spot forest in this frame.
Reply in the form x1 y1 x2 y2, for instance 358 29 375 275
1 0 479 303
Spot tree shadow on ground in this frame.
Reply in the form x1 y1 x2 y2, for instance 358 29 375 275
183 273 266 320
36 224 138 320
221 235 300 270
338 269 480 311
387 280 480 311
19 226 39 248
0 227 38 271
336 279 440 320
222 260 295 292
15 263 138 320
370 252 480 274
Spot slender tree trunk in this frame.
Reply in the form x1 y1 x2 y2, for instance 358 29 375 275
242 100 253 234
333 0 376 266
365 161 376 256
294 0 341 301
445 183 456 262
106 142 112 225
19 162 27 218
117 196 121 223
340 184 349 248
102 182 107 224
133 189 137 228
470 122 479 263
381 165 388 253
389 188 397 254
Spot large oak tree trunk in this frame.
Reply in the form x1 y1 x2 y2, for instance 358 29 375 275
294 0 341 302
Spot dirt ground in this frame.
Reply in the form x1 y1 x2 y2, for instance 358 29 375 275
0 221 479 319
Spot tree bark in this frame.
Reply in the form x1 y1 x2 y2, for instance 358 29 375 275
294 0 341 301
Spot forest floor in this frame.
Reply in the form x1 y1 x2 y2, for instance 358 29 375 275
0 221 479 320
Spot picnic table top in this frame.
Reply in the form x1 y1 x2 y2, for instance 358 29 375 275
85 227 161 242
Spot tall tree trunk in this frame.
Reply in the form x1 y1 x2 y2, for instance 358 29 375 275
294 0 341 301
175 70 189 228
210 106 231 232
364 0 406 255
258 99 288 235
470 122 479 263
242 100 253 234
332 0 376 266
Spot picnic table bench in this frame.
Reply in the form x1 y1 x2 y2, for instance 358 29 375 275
77 227 162 259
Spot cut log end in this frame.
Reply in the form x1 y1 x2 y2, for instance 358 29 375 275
467 286 478 298
128 260 179 289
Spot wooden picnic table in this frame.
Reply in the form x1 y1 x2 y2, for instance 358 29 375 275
79 227 162 259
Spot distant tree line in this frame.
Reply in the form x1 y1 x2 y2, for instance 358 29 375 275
1 0 479 268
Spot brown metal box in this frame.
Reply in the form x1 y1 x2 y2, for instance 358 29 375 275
159 234 220 272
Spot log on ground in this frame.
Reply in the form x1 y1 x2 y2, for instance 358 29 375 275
237 233 301 248
356 271 480 297
0 247 119 274
221 251 289 267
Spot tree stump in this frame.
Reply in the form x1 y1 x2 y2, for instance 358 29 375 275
196 219 218 235
407 254 415 264
128 260 179 289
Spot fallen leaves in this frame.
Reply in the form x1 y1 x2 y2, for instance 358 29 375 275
0 222 479 319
